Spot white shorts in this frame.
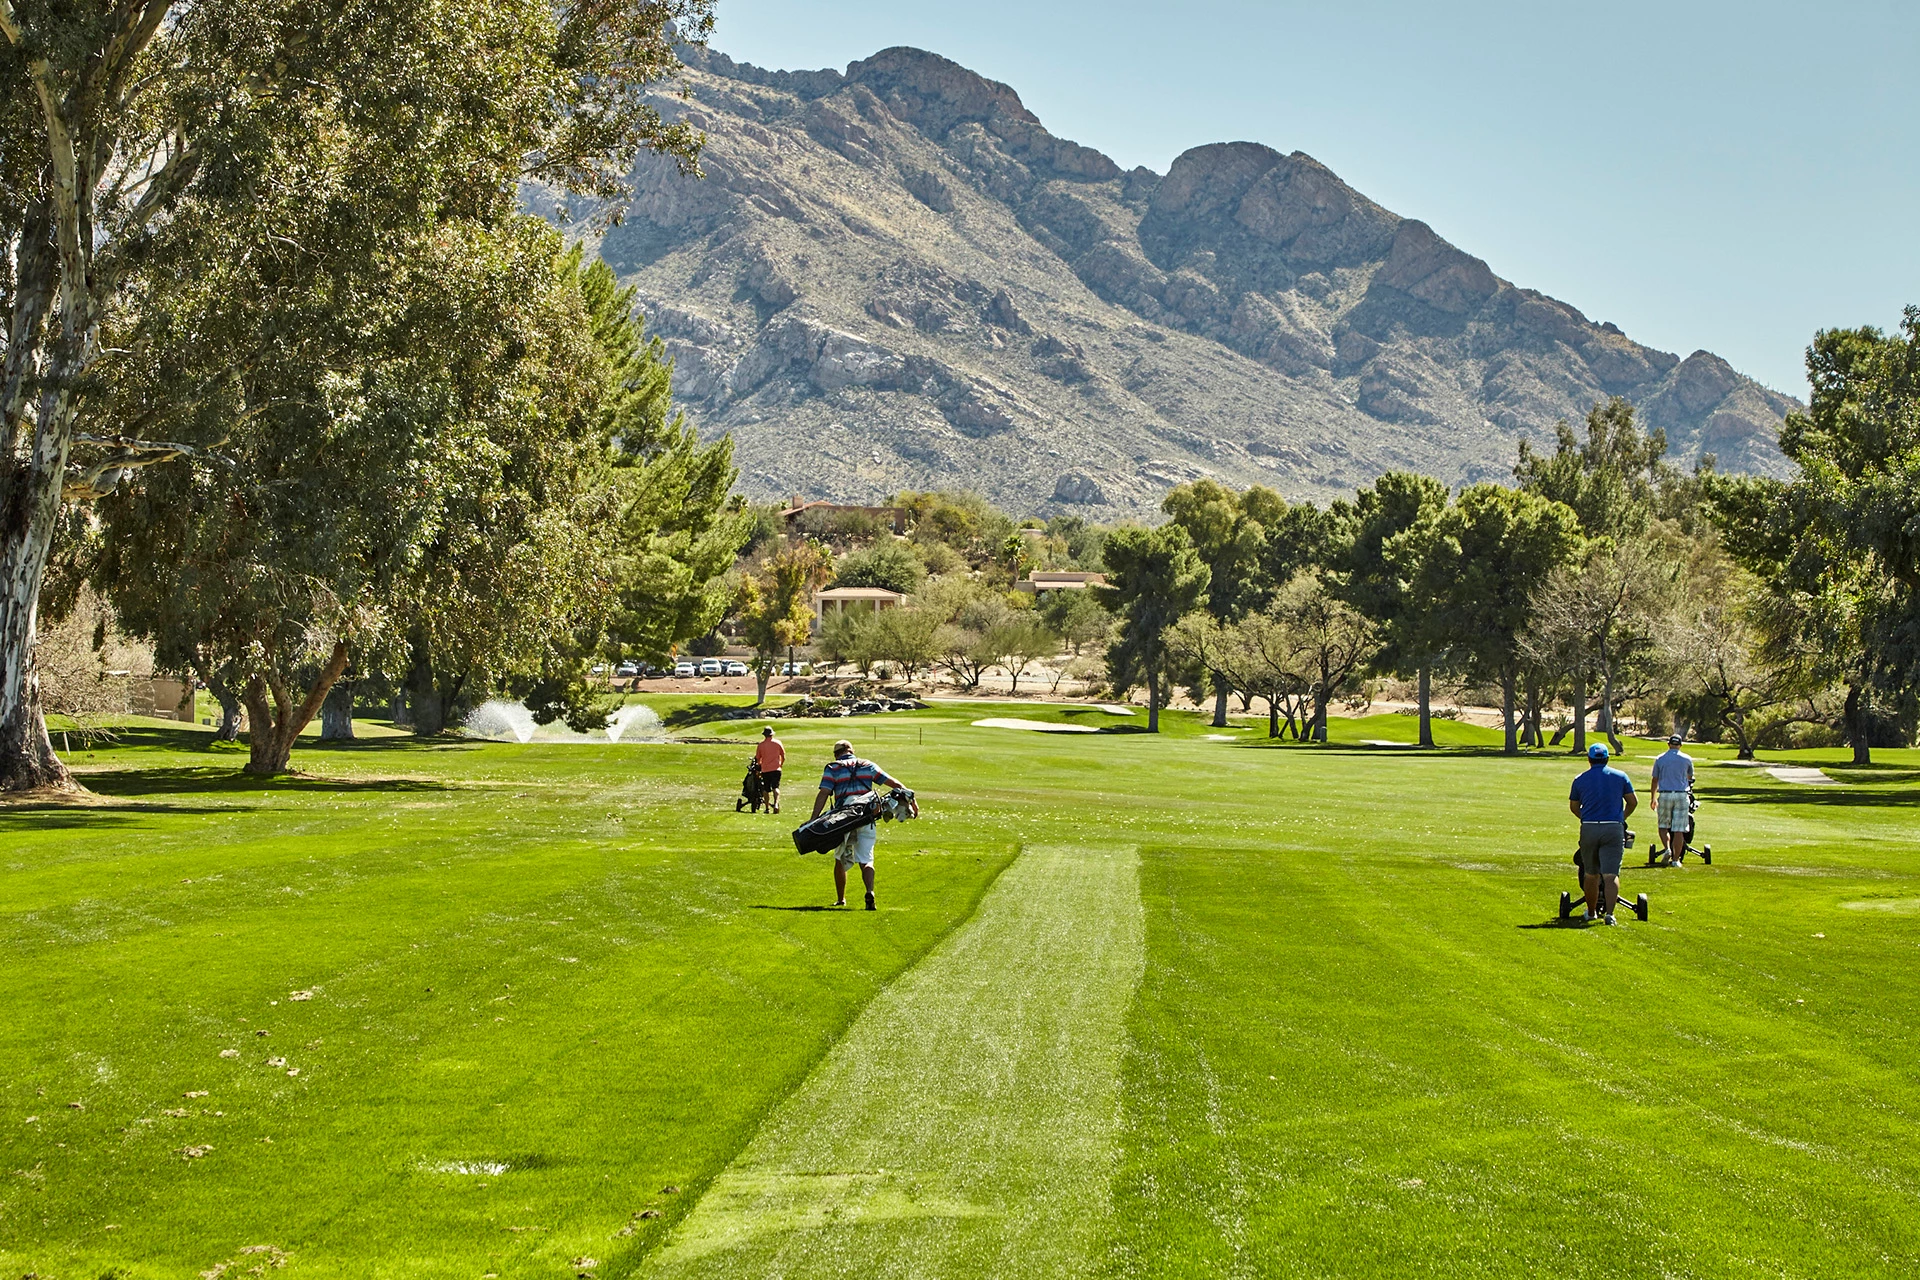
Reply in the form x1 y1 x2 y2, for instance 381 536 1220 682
835 822 877 867
1656 790 1690 831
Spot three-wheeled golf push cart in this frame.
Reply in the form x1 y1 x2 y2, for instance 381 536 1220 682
1558 826 1650 923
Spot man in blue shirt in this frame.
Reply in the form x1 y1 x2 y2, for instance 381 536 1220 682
1569 742 1638 924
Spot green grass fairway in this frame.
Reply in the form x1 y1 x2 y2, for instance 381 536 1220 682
4 711 1919 1278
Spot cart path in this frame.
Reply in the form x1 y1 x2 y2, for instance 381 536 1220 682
637 844 1144 1279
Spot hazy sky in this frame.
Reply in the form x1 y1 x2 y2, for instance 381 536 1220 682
707 0 1918 398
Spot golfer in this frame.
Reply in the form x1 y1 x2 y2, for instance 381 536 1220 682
755 727 786 815
811 738 906 910
1569 742 1637 925
1651 733 1695 865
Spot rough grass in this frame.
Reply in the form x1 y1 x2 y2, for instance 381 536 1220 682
4 708 1917 1278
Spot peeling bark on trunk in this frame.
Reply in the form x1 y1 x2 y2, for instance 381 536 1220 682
1416 663 1433 748
206 675 243 741
319 681 355 741
241 641 350 775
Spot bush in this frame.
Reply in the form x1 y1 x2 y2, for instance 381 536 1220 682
832 541 925 594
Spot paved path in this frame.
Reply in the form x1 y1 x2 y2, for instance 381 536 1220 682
1767 766 1837 785
639 845 1144 1279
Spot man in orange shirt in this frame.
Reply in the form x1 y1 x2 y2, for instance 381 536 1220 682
754 727 786 814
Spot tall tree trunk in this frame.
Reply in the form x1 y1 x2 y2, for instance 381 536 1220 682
1417 663 1433 748
406 634 446 737
241 641 351 776
1729 702 1754 761
319 681 356 741
1602 661 1622 753
1844 682 1871 766
0 405 76 793
1570 663 1588 755
1522 676 1542 748
1501 667 1518 755
755 665 769 705
1267 692 1280 739
1147 671 1161 733
1211 678 1230 728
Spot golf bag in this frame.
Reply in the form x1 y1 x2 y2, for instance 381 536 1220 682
736 760 765 813
790 788 917 855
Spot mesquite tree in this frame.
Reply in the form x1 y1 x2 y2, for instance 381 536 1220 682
0 0 711 789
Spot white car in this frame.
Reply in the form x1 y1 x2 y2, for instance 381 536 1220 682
673 660 696 677
723 660 749 676
779 661 811 676
698 658 724 677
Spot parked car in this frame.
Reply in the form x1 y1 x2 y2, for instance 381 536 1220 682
778 661 811 676
698 658 724 677
615 661 640 677
723 660 749 676
673 660 697 678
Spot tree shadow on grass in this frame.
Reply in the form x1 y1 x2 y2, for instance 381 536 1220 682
0 803 234 828
1707 784 1920 808
747 904 846 912
661 702 766 730
78 766 450 798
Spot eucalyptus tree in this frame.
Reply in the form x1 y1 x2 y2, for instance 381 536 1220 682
1 0 711 788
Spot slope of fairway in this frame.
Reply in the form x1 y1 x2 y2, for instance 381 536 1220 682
635 844 1144 1279
0 727 1014 1279
5 714 1918 1278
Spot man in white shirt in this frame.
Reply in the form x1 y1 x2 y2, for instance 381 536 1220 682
1650 734 1696 865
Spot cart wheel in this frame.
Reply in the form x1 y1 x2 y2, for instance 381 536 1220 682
1559 890 1572 921
1634 893 1649 921
1702 845 1712 865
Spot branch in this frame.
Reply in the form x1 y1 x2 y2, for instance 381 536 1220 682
62 432 229 501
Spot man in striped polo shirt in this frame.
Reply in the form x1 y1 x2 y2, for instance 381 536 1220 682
810 738 907 910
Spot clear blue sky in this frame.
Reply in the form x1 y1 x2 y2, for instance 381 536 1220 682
708 0 1918 398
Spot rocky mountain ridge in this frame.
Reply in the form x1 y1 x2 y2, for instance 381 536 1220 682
579 43 1798 515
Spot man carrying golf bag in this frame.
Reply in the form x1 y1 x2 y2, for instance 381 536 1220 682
1570 742 1637 925
806 739 912 910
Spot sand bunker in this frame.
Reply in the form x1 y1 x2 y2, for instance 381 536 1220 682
972 718 1099 734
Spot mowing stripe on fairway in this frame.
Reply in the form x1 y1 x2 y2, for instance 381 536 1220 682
635 844 1144 1279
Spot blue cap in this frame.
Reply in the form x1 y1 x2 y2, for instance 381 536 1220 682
1587 743 1610 762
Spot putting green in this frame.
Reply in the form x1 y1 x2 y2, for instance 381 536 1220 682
641 845 1143 1278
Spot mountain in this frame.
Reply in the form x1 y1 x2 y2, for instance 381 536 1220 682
572 44 1799 516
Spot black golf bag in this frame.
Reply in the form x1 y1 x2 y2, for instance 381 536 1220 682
792 794 879 853
737 760 765 813
790 788 916 854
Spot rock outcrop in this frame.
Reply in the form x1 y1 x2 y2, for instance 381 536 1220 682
572 42 1798 514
